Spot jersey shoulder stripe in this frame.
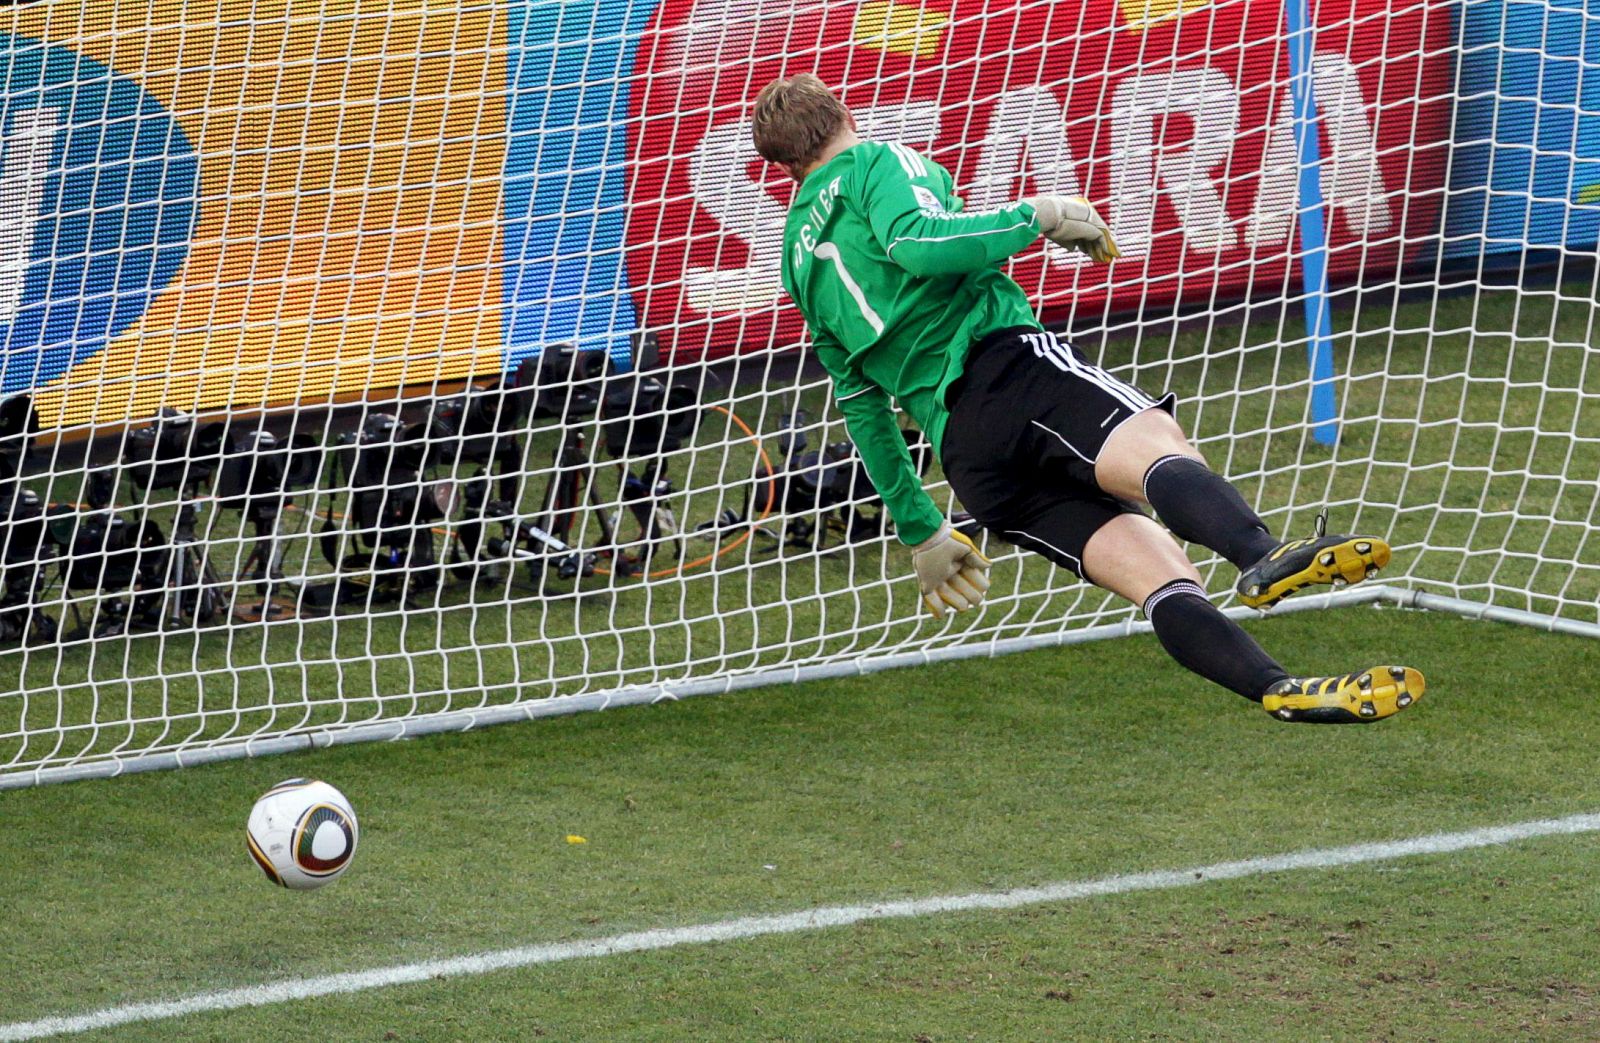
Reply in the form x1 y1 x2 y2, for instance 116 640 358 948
888 142 929 179
888 141 920 179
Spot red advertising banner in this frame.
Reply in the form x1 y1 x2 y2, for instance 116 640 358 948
626 0 1454 360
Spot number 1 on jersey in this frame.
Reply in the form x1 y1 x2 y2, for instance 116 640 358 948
815 242 885 336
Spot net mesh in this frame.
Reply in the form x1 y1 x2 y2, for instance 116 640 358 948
0 0 1594 784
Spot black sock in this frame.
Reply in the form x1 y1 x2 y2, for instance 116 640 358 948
1143 580 1289 700
1141 455 1279 570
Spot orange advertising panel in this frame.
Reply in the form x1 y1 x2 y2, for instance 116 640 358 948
0 0 505 428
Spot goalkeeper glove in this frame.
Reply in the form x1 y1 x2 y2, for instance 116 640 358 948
1024 195 1120 264
912 522 992 619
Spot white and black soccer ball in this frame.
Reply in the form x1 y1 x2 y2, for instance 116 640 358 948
245 778 359 890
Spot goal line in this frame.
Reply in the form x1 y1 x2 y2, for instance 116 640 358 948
4 808 1597 1042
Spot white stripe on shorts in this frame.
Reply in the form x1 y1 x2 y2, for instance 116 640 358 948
1054 337 1151 413
1003 527 1083 574
1028 420 1095 464
1026 332 1070 373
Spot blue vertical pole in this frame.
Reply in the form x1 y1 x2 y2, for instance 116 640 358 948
1285 0 1340 446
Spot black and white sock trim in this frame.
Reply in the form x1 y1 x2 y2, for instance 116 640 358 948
1141 578 1209 618
1141 453 1192 503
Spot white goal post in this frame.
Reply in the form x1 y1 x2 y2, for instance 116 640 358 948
0 0 1595 788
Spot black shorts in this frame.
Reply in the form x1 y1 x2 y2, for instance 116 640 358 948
941 327 1176 581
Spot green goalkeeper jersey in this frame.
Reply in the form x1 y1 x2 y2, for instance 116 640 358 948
778 139 1045 546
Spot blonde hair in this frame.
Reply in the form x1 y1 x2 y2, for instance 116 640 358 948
751 73 850 169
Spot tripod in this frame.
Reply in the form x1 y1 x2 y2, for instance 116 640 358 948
156 498 224 629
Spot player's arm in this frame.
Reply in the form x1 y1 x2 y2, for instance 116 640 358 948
857 145 1120 272
813 331 990 617
857 145 1040 278
813 330 944 545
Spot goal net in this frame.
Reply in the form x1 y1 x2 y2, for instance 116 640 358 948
0 0 1594 786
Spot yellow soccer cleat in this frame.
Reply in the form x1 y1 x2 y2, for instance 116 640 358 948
1237 513 1391 610
1262 666 1425 724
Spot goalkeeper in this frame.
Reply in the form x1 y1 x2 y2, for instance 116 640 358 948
753 75 1424 724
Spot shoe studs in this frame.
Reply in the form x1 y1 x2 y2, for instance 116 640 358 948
1356 542 1372 554
1332 577 1348 589
1392 666 1416 708
1320 552 1337 566
1366 566 1379 579
1269 667 1418 724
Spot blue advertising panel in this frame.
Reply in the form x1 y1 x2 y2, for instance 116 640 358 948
1445 0 1600 256
503 0 660 371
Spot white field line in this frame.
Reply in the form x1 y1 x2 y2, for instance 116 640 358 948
5 811 1598 1041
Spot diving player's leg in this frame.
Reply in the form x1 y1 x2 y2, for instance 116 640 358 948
1090 409 1279 572
1080 513 1425 723
979 330 1278 574
1094 407 1391 610
1080 513 1288 703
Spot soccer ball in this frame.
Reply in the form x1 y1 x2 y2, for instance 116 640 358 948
245 778 359 890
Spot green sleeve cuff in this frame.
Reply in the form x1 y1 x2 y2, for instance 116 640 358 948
893 505 946 547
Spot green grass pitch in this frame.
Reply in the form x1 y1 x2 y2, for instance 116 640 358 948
5 605 1600 1041
0 276 1595 1038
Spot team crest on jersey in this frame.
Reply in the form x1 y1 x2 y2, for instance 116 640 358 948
911 185 945 213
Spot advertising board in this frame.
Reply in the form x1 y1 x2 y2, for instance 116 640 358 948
625 0 1455 358
0 0 1505 421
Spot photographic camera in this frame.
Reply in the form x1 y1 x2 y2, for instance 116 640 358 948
0 394 50 641
49 507 173 638
0 487 59 642
426 379 534 487
211 422 324 597
519 342 611 421
120 407 224 496
753 412 933 547
0 394 37 488
599 371 702 462
213 424 322 521
323 413 457 591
